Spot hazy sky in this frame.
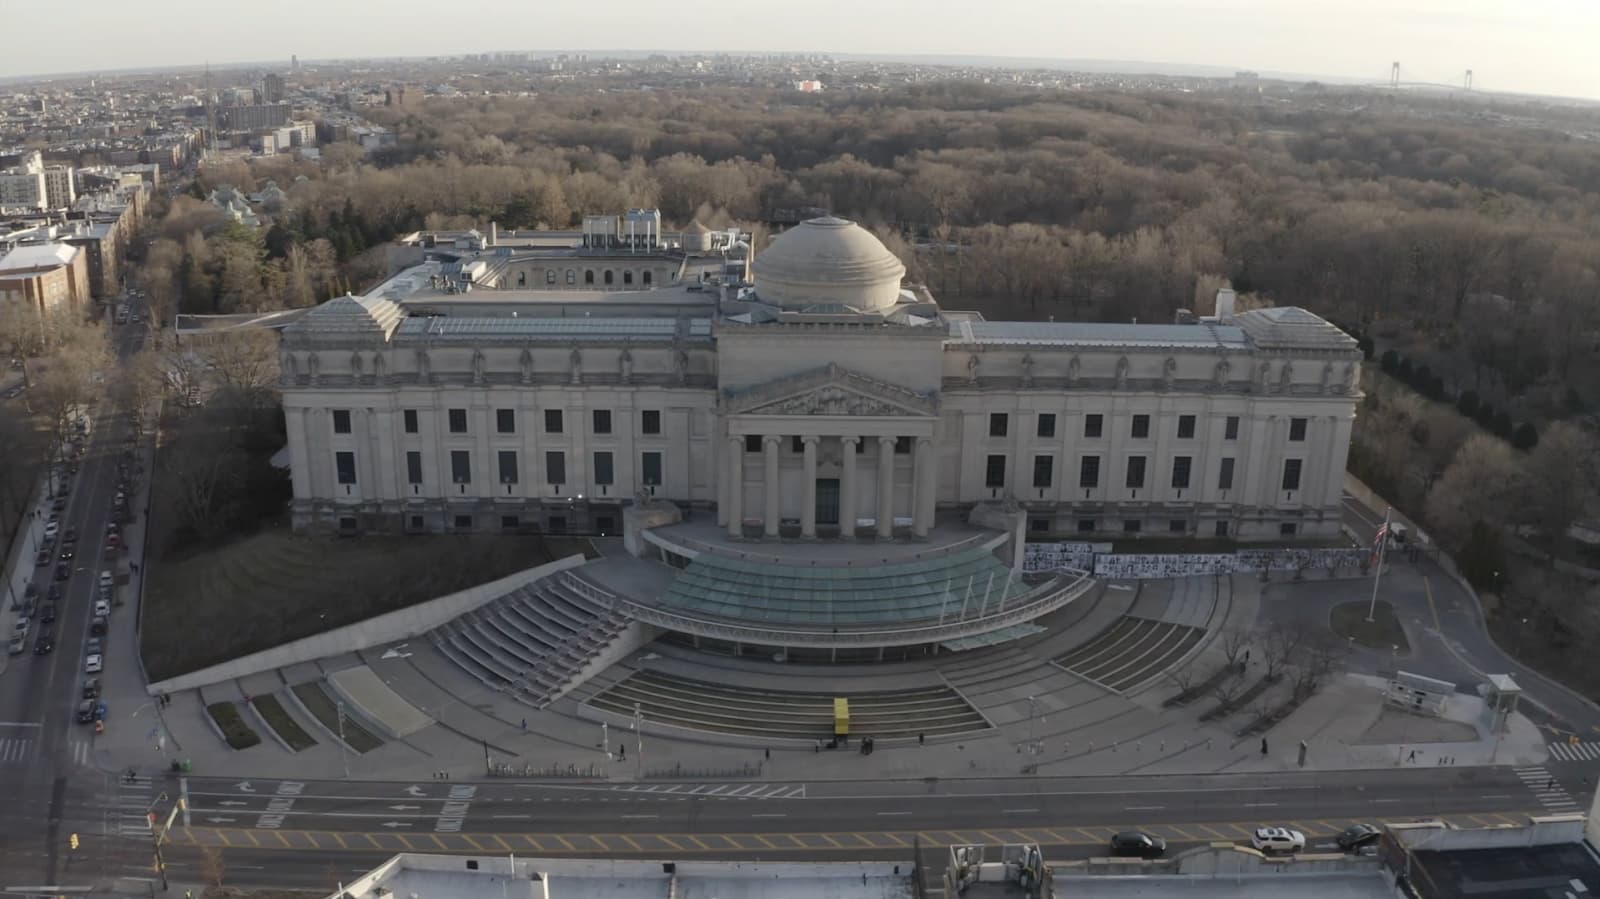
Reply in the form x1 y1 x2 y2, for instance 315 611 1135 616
11 0 1598 99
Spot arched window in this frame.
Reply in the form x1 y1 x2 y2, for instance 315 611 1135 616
603 270 614 285
566 269 576 285
623 271 633 285
584 270 595 285
642 270 653 286
545 269 556 285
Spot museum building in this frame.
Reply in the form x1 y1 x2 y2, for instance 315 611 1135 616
278 215 1362 546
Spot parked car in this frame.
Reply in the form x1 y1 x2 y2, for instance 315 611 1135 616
105 533 120 550
39 603 55 624
50 496 66 512
1108 831 1168 859
46 583 61 602
59 544 75 561
7 636 24 655
43 521 59 539
1251 828 1306 854
1336 824 1382 852
11 617 28 637
53 563 70 581
85 637 102 656
93 599 110 618
33 549 50 566
75 700 106 723
82 678 100 699
33 632 53 655
89 616 108 636
83 653 102 673
21 583 37 602
98 570 113 590
62 526 77 542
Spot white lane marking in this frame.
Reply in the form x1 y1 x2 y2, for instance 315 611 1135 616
620 814 658 820
1243 803 1278 807
877 811 912 817
1004 808 1039 814
1127 805 1166 811
752 813 787 818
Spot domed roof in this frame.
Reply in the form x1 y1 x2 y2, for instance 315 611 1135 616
752 217 906 311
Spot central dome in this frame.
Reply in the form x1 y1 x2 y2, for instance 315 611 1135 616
751 216 907 311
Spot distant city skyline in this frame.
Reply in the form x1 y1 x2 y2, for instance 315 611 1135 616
9 0 1598 100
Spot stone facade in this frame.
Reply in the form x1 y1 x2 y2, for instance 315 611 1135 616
279 218 1361 541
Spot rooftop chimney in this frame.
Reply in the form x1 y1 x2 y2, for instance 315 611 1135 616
1214 288 1237 322
488 221 498 248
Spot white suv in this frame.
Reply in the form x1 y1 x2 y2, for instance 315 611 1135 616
1251 827 1306 853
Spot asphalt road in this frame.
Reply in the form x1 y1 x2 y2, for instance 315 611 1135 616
0 308 148 887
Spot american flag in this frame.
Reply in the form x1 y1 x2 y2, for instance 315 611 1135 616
1371 513 1391 565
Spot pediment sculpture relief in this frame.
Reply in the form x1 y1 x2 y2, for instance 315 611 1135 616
756 386 909 417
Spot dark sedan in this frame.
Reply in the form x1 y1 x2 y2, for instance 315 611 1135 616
53 563 70 581
1336 824 1382 851
1108 831 1167 859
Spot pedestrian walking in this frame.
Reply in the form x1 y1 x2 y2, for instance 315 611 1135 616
918 732 925 746
814 739 820 753
1547 777 1556 791
1260 738 1268 757
521 718 527 731
764 747 770 760
1407 749 1417 763
618 745 625 760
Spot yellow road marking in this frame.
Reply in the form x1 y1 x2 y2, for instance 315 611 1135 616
622 834 643 851
688 835 711 850
521 835 546 852
979 831 1007 844
461 834 491 852
1164 826 1203 842
660 835 685 851
554 834 575 852
365 833 383 849
820 834 842 848
1073 828 1103 843
752 834 777 850
330 831 349 849
217 830 234 847
489 834 511 851
1197 825 1234 841
394 834 415 851
242 829 261 847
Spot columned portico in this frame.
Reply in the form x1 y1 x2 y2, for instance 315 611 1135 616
839 436 859 538
913 436 934 538
763 435 781 537
725 436 743 538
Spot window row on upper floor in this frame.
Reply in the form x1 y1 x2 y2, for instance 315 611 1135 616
983 412 1311 442
328 406 665 438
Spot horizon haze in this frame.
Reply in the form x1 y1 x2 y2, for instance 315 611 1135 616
8 0 1599 100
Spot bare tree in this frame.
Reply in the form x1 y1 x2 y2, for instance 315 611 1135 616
1424 435 1524 552
193 329 281 413
1164 668 1196 696
1212 677 1242 710
1219 630 1251 671
162 427 240 540
1524 422 1595 559
199 845 226 887
1261 622 1306 682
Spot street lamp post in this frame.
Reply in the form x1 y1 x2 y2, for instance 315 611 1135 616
633 703 643 780
334 700 350 779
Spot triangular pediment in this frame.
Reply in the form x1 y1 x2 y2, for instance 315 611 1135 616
724 363 938 417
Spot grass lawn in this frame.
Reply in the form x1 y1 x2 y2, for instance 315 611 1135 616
141 522 595 681
1330 600 1411 652
206 701 261 750
252 693 317 752
291 682 384 753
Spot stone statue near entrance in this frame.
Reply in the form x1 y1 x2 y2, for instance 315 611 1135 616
372 351 387 381
1067 354 1080 387
1278 361 1294 393
306 352 321 385
1343 360 1358 394
1320 360 1335 394
619 347 634 384
1020 354 1035 388
282 352 298 384
569 346 583 385
349 351 364 378
1162 356 1177 391
967 353 980 385
471 349 486 385
1213 358 1230 390
674 348 689 385
519 347 534 384
1115 356 1129 390
416 349 431 382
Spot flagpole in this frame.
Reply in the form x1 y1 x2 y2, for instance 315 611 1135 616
1366 508 1391 623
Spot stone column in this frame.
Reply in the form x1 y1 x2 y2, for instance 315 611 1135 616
839 436 859 539
725 436 743 539
764 435 782 538
913 436 934 538
876 435 896 540
801 436 819 539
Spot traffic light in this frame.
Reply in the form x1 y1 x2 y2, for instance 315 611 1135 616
69 833 78 851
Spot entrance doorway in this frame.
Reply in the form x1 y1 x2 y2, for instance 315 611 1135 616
815 478 840 526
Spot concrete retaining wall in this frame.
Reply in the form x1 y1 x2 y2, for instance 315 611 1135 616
147 554 588 695
1392 817 1584 850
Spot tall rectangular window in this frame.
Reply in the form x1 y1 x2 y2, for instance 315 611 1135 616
1125 455 1147 489
406 451 423 485
450 450 471 484
334 451 356 484
1225 416 1240 440
1218 457 1235 490
989 413 1009 438
1084 414 1104 438
593 409 612 435
641 452 663 486
1131 414 1150 439
1079 455 1100 488
1036 413 1057 439
985 454 1007 488
448 408 468 434
545 451 566 485
403 409 419 434
1177 415 1196 439
1171 455 1192 489
331 410 351 434
1282 458 1303 491
544 409 563 434
496 408 516 434
1032 455 1053 489
744 434 761 453
641 410 661 435
1289 417 1308 441
497 450 518 484
593 451 614 485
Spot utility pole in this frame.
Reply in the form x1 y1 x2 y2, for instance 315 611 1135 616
1365 508 1391 623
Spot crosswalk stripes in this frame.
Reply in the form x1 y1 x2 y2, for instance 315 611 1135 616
607 783 807 800
70 740 92 768
1514 766 1582 813
113 774 156 837
1548 741 1600 762
0 736 33 764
